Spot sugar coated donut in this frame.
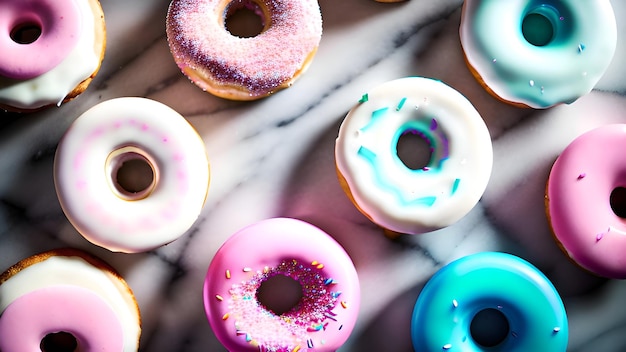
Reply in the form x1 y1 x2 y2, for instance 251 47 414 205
546 124 626 279
166 0 322 100
203 218 360 351
0 0 106 112
0 249 141 352
411 252 568 351
335 77 493 235
459 0 617 109
54 97 210 253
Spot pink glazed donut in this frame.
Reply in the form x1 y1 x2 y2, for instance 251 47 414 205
546 124 626 279
166 0 323 100
0 286 124 352
0 0 80 79
0 0 106 111
203 218 360 351
0 249 141 352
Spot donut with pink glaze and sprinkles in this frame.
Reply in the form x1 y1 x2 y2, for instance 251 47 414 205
203 218 360 351
166 0 322 100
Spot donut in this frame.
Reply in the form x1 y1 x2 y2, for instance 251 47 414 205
0 249 141 352
166 0 322 100
459 0 617 109
411 252 568 351
545 124 626 279
54 97 210 253
0 0 106 112
203 218 360 351
335 77 493 236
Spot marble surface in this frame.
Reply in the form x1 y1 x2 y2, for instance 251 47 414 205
2 0 626 351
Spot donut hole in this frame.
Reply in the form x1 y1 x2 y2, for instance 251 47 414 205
40 331 78 352
107 147 158 201
396 129 433 170
522 13 554 46
10 21 42 44
470 308 510 348
610 187 626 218
224 0 266 38
256 274 303 315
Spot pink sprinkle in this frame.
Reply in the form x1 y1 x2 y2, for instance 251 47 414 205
596 232 604 241
577 173 586 180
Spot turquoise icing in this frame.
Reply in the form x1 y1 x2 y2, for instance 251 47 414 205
411 252 568 351
461 0 617 108
356 97 460 206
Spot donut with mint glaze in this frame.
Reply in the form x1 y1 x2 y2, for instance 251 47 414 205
460 0 617 108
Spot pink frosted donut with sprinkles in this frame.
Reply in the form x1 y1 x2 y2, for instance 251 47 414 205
54 97 210 253
546 124 626 279
166 0 322 100
203 218 360 351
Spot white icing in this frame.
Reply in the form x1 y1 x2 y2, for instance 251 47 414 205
460 0 617 109
335 77 493 234
54 97 210 253
0 0 101 110
0 255 139 352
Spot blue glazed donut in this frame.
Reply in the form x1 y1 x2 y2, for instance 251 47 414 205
460 0 617 109
411 252 568 351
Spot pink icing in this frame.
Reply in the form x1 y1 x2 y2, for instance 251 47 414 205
166 0 322 97
547 124 626 279
0 0 81 79
203 218 360 351
0 285 124 352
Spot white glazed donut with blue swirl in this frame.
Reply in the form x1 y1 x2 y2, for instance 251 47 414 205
335 77 492 235
460 0 617 109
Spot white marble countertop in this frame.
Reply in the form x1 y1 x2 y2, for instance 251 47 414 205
1 0 626 351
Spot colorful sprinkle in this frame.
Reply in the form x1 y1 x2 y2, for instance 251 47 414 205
324 278 335 285
577 173 586 180
225 270 231 279
359 93 369 103
553 327 561 333
222 313 230 320
396 97 407 111
430 118 438 131
451 178 461 195
443 343 452 350
529 80 535 87
452 299 458 308
243 267 252 272
596 232 604 242
341 301 348 309
215 294 223 301
578 43 586 53
307 339 314 348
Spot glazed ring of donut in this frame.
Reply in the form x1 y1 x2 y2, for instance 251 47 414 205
459 0 617 108
0 0 106 111
203 218 360 351
166 0 323 100
335 77 493 235
411 252 568 351
54 97 210 253
546 124 626 279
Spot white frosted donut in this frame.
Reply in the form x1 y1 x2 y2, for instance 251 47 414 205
0 249 140 352
335 77 493 235
54 97 210 253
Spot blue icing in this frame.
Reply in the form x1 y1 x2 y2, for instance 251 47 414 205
411 252 568 351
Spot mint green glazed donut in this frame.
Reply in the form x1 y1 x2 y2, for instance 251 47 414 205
411 252 568 351
460 0 617 109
